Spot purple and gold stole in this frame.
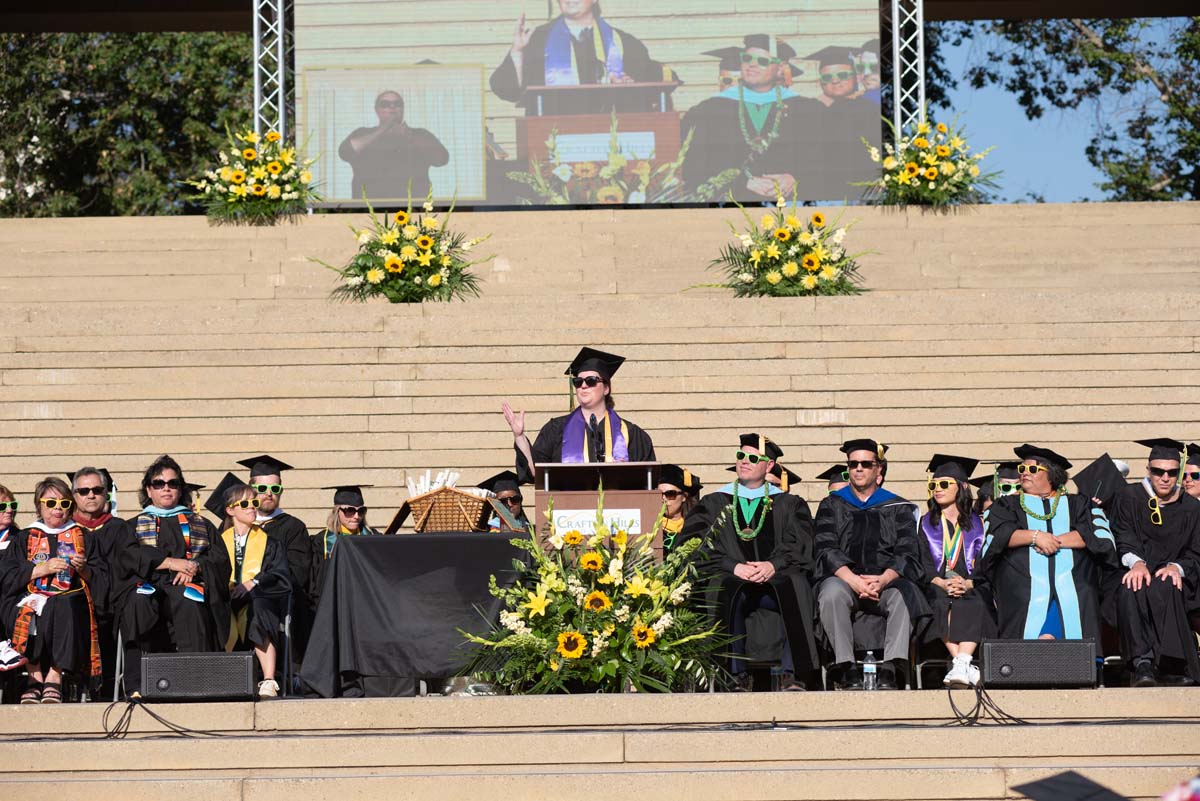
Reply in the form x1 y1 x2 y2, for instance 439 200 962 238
561 407 629 463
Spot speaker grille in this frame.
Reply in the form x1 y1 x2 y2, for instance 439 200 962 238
141 652 256 701
981 639 1096 687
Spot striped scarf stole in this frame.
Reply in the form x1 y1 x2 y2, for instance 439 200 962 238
134 512 209 558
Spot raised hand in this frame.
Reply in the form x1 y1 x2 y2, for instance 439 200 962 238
512 13 533 53
501 401 526 438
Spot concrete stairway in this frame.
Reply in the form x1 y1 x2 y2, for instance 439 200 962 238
0 690 1195 799
0 201 1197 524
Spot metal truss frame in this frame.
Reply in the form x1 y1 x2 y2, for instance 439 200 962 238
252 0 293 139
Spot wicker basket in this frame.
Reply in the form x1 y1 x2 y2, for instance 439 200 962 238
408 486 490 533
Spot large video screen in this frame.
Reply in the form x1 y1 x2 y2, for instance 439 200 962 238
295 0 881 207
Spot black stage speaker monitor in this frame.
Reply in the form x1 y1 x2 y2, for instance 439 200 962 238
981 638 1097 688
141 652 256 701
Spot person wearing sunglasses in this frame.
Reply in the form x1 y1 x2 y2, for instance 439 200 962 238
206 474 291 699
814 438 927 691
1 477 106 703
310 485 379 606
851 39 881 104
815 465 850 496
655 464 701 555
969 461 1021 517
682 434 819 692
337 90 449 202
698 47 742 95
917 455 995 689
1183 444 1200 500
479 471 532 533
0 484 31 673
238 454 315 672
114 454 232 696
979 444 1116 653
1102 438 1200 687
503 347 655 486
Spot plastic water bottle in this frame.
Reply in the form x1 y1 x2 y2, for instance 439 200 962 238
862 651 878 691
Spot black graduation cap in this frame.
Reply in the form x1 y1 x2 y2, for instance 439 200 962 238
1187 443 1200 468
565 347 625 380
840 439 887 460
478 470 523 495
739 34 803 76
968 475 994 499
1011 770 1130 801
1072 453 1127 507
1134 437 1185 463
237 454 295 479
804 45 856 68
739 433 783 462
324 484 372 507
859 38 879 53
1014 444 1072 471
204 472 248 519
66 468 113 491
770 463 801 492
926 454 979 484
994 460 1021 480
702 46 743 72
816 464 849 483
660 464 701 494
185 482 206 493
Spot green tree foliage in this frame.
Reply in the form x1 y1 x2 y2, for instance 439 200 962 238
0 32 252 216
931 17 1200 201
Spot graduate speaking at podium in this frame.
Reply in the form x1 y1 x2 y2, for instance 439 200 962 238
502 347 656 485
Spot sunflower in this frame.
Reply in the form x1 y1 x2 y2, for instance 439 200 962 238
801 254 820 273
416 235 434 250
242 148 258 161
923 167 939 181
584 590 612 612
572 162 599 178
556 631 587 659
383 253 404 273
810 212 826 229
394 210 410 225
266 161 283 175
935 145 951 158
562 530 584 546
912 136 930 150
632 623 656 649
904 162 919 177
229 170 246 185
936 122 948 134
773 227 791 243
265 131 282 142
579 551 604 571
595 185 625 204
251 184 267 196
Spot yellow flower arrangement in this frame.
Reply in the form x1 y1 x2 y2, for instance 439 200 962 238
861 114 998 207
188 128 318 225
556 631 587 659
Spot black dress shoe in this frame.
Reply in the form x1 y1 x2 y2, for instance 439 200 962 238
1158 673 1194 687
732 671 754 692
835 665 863 690
1131 661 1157 688
878 666 899 690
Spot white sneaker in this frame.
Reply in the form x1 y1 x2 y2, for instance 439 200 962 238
943 661 971 688
967 664 981 687
0 640 27 672
257 679 280 699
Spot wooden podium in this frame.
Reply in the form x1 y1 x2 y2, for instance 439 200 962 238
534 461 664 558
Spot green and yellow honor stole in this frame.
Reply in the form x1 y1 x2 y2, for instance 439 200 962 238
941 517 964 573
738 84 786 153
733 481 772 541
222 526 267 652
660 516 684 550
1019 488 1065 523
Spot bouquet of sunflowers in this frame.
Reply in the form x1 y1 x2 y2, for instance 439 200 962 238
188 129 318 225
709 193 866 297
321 195 486 304
463 495 725 693
862 116 998 207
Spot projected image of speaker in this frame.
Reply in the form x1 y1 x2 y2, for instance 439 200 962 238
981 639 1097 688
141 653 255 701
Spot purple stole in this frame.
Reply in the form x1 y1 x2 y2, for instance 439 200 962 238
561 407 629 463
921 512 985 574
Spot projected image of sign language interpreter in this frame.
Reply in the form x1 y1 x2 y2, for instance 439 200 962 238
337 90 449 199
490 0 672 115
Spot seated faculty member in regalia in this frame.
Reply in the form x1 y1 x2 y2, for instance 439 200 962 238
115 455 232 696
502 347 655 485
814 439 928 690
1104 438 1200 687
682 434 819 691
978 444 1117 643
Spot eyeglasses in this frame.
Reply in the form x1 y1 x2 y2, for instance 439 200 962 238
339 506 367 517
1147 467 1178 479
847 460 877 469
997 482 1020 494
149 478 183 490
1017 463 1046 475
251 483 283 494
741 53 779 67
661 489 683 500
735 450 770 464
820 70 855 83
0 501 16 512
927 479 956 491
229 499 261 510
719 76 735 87
571 376 606 388
74 486 107 497
375 100 402 109
498 495 523 506
39 498 74 510
1148 496 1163 526
1186 472 1200 482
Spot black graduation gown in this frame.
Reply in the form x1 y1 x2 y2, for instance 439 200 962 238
813 490 930 626
682 488 820 675
489 20 666 114
514 411 656 485
262 512 314 659
226 528 292 650
980 493 1116 641
308 527 381 609
73 516 127 625
916 513 996 646
337 126 449 200
0 526 107 676
810 96 879 198
1103 483 1200 678
115 512 232 652
0 526 20 638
